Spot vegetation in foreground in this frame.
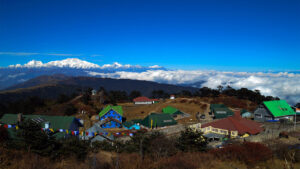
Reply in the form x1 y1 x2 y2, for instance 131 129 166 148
1 122 300 169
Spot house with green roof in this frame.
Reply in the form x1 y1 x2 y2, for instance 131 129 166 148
162 106 184 117
139 113 177 128
254 100 296 122
0 114 82 139
210 104 234 119
99 105 123 128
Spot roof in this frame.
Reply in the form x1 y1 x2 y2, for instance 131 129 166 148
263 100 296 117
210 104 234 119
140 113 177 128
99 105 123 118
240 109 251 115
202 112 263 135
210 104 227 109
85 122 114 141
0 114 77 130
133 96 154 102
162 106 183 115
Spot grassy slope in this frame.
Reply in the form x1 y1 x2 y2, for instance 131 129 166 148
120 96 257 124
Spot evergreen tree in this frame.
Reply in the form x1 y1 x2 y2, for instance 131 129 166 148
17 120 56 156
177 128 207 152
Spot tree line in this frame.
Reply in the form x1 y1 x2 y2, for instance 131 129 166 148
0 85 281 118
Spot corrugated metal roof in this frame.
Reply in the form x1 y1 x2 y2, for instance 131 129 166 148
133 96 153 102
99 105 123 118
0 114 76 130
202 112 263 135
162 106 183 115
263 100 296 117
140 113 177 128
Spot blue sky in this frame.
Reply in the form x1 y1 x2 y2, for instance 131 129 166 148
0 0 299 71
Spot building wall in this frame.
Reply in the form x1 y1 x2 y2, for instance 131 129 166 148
100 110 122 128
101 121 121 128
254 105 273 122
134 101 153 104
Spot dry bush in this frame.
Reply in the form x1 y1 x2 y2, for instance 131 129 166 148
117 153 151 169
180 99 187 103
157 152 215 169
210 142 272 167
201 104 207 110
0 149 55 169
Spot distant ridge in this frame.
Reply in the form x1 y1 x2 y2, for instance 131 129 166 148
0 75 198 102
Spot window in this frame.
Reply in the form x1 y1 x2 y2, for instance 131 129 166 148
216 111 227 114
255 114 262 118
212 128 218 132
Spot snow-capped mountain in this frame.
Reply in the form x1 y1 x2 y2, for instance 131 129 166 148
0 58 166 90
7 58 161 70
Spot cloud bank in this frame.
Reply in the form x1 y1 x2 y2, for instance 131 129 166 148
87 70 300 105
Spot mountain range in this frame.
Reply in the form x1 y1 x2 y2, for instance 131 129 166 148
0 58 167 90
0 74 197 102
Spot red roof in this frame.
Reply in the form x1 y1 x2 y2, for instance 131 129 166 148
133 96 154 102
202 111 263 135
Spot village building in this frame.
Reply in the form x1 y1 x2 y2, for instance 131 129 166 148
170 94 175 100
162 106 184 118
139 113 177 128
210 104 234 119
192 111 263 141
240 109 253 118
91 89 97 96
0 114 83 139
133 96 159 104
99 105 123 128
81 122 114 142
254 100 296 122
122 120 141 130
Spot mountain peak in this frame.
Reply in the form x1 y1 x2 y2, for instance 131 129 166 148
6 58 165 70
8 58 101 69
46 58 100 69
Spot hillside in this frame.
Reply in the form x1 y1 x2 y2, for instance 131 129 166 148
121 96 257 123
0 75 198 102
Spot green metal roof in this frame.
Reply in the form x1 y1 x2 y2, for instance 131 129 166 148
162 106 183 115
210 104 234 119
99 105 123 118
263 100 296 117
140 113 177 128
210 104 227 109
0 114 76 130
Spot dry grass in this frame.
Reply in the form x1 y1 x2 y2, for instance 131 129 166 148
119 96 256 125
120 98 210 122
1 145 300 169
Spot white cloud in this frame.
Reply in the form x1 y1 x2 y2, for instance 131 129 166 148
87 70 300 104
8 73 26 78
149 65 162 68
0 52 40 56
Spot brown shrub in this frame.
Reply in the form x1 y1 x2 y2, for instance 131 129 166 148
180 99 187 103
201 104 207 110
0 126 9 143
210 142 272 167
